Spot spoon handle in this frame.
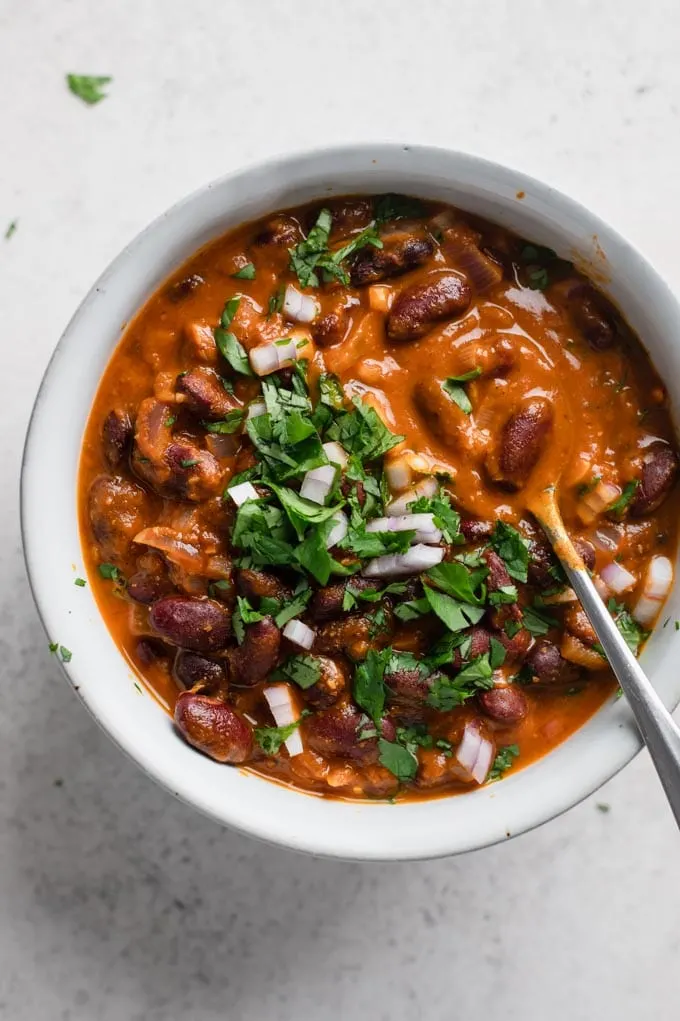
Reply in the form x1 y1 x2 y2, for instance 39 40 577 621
539 510 680 828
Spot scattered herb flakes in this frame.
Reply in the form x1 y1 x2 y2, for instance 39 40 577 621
255 719 303 755
353 647 390 724
596 802 611 813
165 415 177 427
488 744 519 781
66 74 112 105
134 681 143 694
233 262 256 280
48 643 73 664
491 521 530 583
74 577 86 587
203 408 246 434
180 458 199 469
608 480 640 517
267 284 285 316
48 641 59 653
5 220 17 240
288 207 382 289
275 654 321 690
98 562 124 583
608 598 648 654
442 368 482 415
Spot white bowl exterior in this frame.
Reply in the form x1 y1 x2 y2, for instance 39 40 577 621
21 144 680 860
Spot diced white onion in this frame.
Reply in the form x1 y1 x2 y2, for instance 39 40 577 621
455 720 495 785
282 283 320 324
326 510 348 549
577 480 621 525
300 463 337 505
247 399 266 420
601 561 637 594
634 556 674 626
263 684 303 757
362 543 444 578
592 525 623 553
366 513 442 546
282 619 316 651
227 481 259 506
249 337 299 376
385 477 439 516
322 441 349 469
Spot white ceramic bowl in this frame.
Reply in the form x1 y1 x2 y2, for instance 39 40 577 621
21 144 680 860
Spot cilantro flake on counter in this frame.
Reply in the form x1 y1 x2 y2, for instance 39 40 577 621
66 74 112 105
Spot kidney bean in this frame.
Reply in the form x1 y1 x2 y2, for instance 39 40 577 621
328 198 373 232
310 578 375 622
483 549 513 590
135 637 169 667
304 703 392 765
236 569 291 603
302 656 348 710
526 639 580 685
174 692 253 763
460 518 494 544
254 215 302 248
350 234 434 286
384 667 439 708
229 616 280 685
413 377 469 448
574 538 596 572
630 446 679 516
564 604 597 646
496 625 532 663
174 650 227 692
176 367 242 421
88 475 152 562
167 273 205 303
149 595 231 652
487 397 553 489
386 272 472 342
312 308 350 348
478 686 528 724
570 287 616 350
102 409 133 468
451 626 491 670
164 442 223 501
315 610 392 660
127 570 174 604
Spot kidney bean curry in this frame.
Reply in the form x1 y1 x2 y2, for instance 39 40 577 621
79 194 679 801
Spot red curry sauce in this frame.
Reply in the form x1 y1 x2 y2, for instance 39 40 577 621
78 194 679 801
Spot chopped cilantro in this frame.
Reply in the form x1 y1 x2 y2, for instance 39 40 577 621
491 521 530 583
66 74 112 105
267 284 285 316
288 208 383 288
327 397 403 462
233 262 256 280
274 654 321 690
522 605 557 637
74 577 86 587
608 480 640 517
5 220 17 240
409 492 461 544
180 458 199 469
318 373 345 410
442 368 482 415
98 563 124 583
203 408 246 434
425 561 486 606
255 719 303 755
378 738 418 782
374 194 425 223
488 744 520 781
353 647 390 724
608 598 648 654
489 637 506 669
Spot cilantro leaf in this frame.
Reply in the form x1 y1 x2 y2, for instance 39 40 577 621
442 369 481 415
274 586 312 628
327 397 403 462
318 373 345 410
66 74 112 105
203 408 245 434
409 492 461 544
378 739 418 782
374 194 425 223
491 521 530 583
353 647 390 724
294 521 335 584
255 719 303 755
522 605 557 636
269 483 342 539
340 524 414 559
489 637 507 669
608 480 640 517
233 263 256 280
215 329 252 376
608 598 648 654
425 561 486 605
488 744 520 782
274 654 321 690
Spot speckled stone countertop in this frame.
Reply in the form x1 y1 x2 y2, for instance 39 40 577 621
2 1 680 1018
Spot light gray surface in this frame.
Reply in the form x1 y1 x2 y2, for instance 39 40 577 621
2 1 680 1018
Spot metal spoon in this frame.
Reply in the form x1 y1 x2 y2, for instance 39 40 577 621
529 487 680 827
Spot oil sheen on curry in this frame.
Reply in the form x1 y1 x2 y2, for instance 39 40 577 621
79 194 679 801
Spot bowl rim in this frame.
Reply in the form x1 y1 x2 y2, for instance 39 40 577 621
20 142 680 860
